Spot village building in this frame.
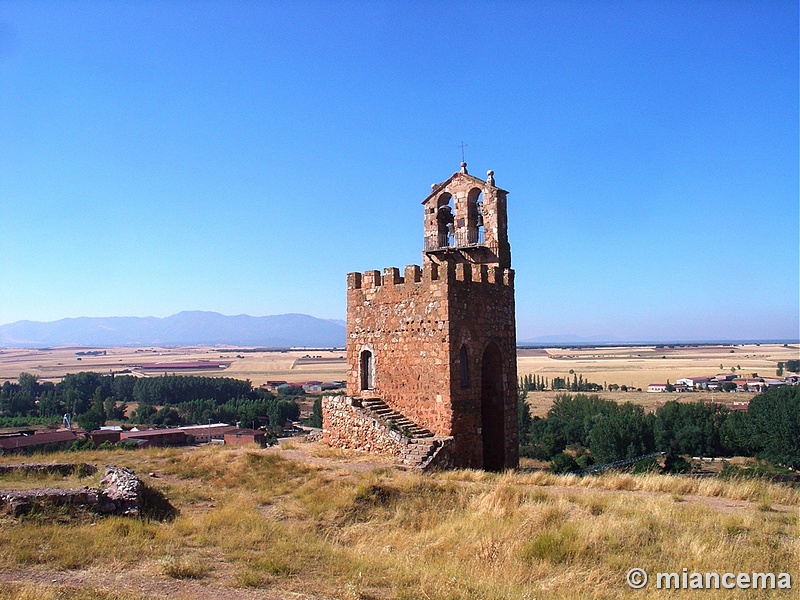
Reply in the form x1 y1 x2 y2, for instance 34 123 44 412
731 378 767 392
223 428 266 446
676 376 711 390
120 429 189 447
647 383 668 393
0 429 81 454
323 164 519 471
177 423 237 443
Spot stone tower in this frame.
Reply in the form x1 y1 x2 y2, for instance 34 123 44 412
323 164 518 471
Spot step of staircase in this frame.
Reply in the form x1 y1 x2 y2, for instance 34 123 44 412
360 397 434 439
400 438 442 468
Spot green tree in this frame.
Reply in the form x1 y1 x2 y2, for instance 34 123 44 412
152 406 183 426
588 404 653 464
306 397 323 428
18 372 39 399
720 410 752 456
746 386 800 469
77 387 107 431
112 375 137 403
654 401 728 457
38 390 63 417
549 452 580 474
132 403 157 423
518 388 532 445
8 391 35 416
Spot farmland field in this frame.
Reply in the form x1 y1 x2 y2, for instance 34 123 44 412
0 343 795 417
0 346 349 386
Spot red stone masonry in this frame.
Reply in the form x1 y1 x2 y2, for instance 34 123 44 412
326 164 519 471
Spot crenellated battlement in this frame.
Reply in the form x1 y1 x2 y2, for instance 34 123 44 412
347 263 514 290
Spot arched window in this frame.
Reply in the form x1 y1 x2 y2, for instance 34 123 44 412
459 345 469 388
360 349 374 390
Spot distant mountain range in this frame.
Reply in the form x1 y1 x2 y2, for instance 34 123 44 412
0 311 346 348
1 314 791 349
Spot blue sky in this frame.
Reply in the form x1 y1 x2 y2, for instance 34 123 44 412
0 1 797 342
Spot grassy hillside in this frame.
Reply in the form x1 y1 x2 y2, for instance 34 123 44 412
0 443 798 599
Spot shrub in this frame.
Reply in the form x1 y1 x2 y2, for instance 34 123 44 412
550 452 580 474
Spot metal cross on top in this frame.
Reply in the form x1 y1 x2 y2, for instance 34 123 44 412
459 141 468 163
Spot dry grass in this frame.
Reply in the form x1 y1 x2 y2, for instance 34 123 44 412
0 468 102 491
0 444 797 599
0 583 132 600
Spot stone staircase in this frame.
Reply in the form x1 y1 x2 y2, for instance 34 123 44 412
402 437 444 469
360 397 433 438
359 397 445 469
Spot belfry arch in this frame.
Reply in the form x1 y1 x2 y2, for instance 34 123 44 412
465 187 484 245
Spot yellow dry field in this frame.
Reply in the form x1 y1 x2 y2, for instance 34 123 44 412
518 343 799 415
518 343 799 390
0 346 348 386
0 343 796 417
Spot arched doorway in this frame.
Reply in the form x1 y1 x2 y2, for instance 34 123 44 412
481 343 506 471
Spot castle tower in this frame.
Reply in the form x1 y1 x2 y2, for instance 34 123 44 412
323 164 518 471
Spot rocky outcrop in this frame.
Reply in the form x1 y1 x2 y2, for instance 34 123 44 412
99 465 142 516
0 465 142 518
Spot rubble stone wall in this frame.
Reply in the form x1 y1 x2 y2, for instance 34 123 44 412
0 465 142 517
322 395 407 457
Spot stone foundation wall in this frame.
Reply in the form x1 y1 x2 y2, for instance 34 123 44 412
322 395 407 457
0 465 142 517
